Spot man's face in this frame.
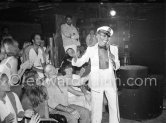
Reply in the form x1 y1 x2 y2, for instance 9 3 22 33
0 75 10 92
97 32 109 47
66 17 72 25
33 35 41 46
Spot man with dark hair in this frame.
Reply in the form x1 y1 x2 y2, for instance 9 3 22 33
61 15 80 53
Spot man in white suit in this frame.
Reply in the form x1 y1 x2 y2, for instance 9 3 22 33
72 26 120 123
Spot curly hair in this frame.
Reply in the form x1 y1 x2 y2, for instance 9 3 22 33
22 69 47 108
24 86 47 108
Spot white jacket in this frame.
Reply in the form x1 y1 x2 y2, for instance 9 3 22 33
72 43 120 89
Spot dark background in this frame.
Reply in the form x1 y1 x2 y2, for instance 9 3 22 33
0 1 165 75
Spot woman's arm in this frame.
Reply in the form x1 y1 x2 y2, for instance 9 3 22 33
68 86 84 96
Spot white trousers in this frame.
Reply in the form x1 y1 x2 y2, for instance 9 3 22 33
91 88 120 123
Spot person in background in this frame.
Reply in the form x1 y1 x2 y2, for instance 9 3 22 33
1 26 13 41
72 26 120 123
86 28 97 47
0 38 32 86
28 33 46 79
20 41 32 63
61 15 80 53
0 73 34 123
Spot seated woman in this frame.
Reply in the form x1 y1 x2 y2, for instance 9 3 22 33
60 62 91 111
21 69 67 123
0 38 32 99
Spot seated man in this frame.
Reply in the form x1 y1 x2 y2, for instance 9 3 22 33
44 64 90 123
0 73 34 123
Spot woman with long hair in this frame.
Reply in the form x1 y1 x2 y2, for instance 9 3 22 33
21 70 67 123
0 38 31 86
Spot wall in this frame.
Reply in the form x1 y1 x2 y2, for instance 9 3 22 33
130 15 165 74
0 21 42 47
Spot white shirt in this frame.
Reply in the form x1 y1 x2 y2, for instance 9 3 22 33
0 92 24 123
61 23 80 47
29 48 45 78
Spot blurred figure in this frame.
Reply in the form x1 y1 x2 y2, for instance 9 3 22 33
40 40 50 64
61 15 80 52
86 28 97 47
1 26 13 40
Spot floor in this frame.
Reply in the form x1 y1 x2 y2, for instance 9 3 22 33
102 99 166 123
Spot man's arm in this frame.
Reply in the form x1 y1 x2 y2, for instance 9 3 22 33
68 86 84 96
72 47 90 67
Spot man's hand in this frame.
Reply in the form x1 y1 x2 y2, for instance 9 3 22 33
24 109 34 118
4 113 14 123
109 51 115 61
29 114 40 123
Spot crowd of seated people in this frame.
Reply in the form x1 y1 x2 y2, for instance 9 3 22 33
0 31 92 123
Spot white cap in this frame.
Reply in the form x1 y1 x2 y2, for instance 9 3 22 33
97 26 113 36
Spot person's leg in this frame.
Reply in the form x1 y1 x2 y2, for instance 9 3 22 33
105 88 120 123
69 104 90 123
50 110 78 123
91 89 103 123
